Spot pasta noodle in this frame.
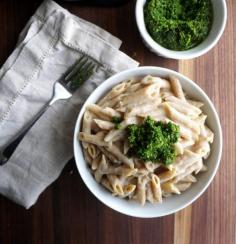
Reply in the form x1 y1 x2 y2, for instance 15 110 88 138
78 75 214 205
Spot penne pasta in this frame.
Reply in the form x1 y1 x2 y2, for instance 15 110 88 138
169 76 186 101
150 174 162 203
123 184 136 197
144 161 161 172
87 144 99 159
87 104 121 120
105 144 134 168
98 82 128 106
158 168 176 183
161 180 181 195
91 154 101 170
164 103 200 134
187 99 204 108
94 119 115 130
174 160 203 183
107 174 124 196
79 132 110 147
82 110 93 148
94 154 109 183
176 182 192 192
165 95 202 115
135 176 149 205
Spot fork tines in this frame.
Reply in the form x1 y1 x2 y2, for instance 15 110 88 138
65 56 95 87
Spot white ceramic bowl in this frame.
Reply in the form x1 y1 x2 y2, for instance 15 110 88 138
135 0 227 59
73 67 222 218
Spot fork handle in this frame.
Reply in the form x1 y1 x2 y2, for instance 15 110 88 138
1 101 51 164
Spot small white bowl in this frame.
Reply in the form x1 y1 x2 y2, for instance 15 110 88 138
73 67 222 218
135 0 227 59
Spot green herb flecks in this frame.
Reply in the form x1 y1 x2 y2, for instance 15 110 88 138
112 116 122 130
144 0 213 51
127 117 180 165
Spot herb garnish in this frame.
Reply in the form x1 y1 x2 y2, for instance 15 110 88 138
127 117 180 165
112 116 122 129
144 0 213 51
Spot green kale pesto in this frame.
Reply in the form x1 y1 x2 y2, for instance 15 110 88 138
127 117 180 165
112 116 122 129
144 0 213 51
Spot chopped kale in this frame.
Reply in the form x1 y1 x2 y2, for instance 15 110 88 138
144 0 213 51
127 117 180 165
112 116 122 130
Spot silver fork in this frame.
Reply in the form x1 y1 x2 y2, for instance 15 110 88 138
0 55 95 165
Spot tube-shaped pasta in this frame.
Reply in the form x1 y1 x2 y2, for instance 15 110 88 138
181 174 197 183
150 174 162 203
179 138 195 148
163 118 194 140
118 83 160 107
105 144 134 168
94 155 108 183
104 117 138 142
107 174 124 196
141 75 171 89
123 184 136 197
106 166 137 177
101 177 114 192
82 110 93 148
138 106 166 121
160 90 174 99
174 159 203 183
195 115 207 138
112 130 127 142
164 103 200 135
97 146 121 164
175 182 192 192
101 96 124 109
172 150 201 175
133 168 149 177
83 148 92 166
87 144 98 159
98 82 128 106
169 76 186 101
124 100 161 119
187 99 204 108
161 180 181 194
146 182 155 203
87 104 121 120
165 95 202 115
158 168 176 183
166 101 199 119
123 140 130 155
125 83 142 93
193 139 210 159
175 142 184 155
94 119 115 130
79 132 110 147
91 154 101 170
144 161 161 172
135 176 149 205
205 125 214 143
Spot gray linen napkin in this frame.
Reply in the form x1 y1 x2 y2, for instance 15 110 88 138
0 0 139 209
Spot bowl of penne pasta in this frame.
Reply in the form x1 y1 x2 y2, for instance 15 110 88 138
74 67 222 217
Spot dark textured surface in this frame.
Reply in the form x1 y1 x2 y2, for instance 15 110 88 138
0 0 235 243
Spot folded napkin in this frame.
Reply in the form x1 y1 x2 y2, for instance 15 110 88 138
0 0 138 209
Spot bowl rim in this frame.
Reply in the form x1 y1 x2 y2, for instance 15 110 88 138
73 66 223 218
135 0 227 59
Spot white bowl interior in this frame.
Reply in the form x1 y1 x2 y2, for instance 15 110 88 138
73 67 222 218
135 0 227 59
